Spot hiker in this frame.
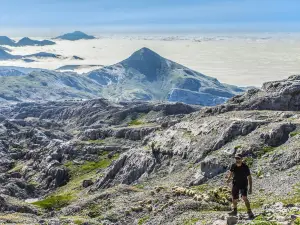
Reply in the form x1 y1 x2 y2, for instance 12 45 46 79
225 153 255 219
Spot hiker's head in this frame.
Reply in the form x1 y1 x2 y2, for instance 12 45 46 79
234 153 243 164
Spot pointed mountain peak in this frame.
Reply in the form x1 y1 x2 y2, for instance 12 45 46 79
129 47 162 60
20 37 31 40
120 47 167 82
72 31 86 35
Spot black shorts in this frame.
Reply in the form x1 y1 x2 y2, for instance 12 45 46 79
232 185 248 199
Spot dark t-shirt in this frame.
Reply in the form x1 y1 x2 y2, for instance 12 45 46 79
230 163 250 187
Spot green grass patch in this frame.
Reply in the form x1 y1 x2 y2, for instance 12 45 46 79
234 145 242 150
53 153 120 198
80 160 111 172
294 217 300 225
8 162 24 173
257 146 276 158
138 215 150 225
252 215 281 225
239 196 267 211
282 183 300 205
74 219 84 225
256 168 263 178
183 217 200 225
32 194 73 210
251 220 280 225
65 153 119 177
128 119 144 126
244 157 254 167
191 184 210 193
86 139 105 144
290 131 300 138
134 184 145 189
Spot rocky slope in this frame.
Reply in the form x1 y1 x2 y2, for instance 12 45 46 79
0 75 300 224
0 69 102 102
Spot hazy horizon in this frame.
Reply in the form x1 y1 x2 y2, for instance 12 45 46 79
1 0 300 36
1 0 300 87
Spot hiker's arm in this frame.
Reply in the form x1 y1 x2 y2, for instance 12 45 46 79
248 175 252 194
225 171 233 184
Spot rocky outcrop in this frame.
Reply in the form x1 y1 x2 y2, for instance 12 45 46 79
0 195 36 214
95 150 156 188
40 162 70 189
191 155 230 186
213 120 261 150
228 75 300 111
82 126 159 141
260 123 296 147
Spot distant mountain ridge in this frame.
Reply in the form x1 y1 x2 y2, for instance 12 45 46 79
17 37 55 46
0 49 82 61
0 47 245 105
0 49 18 60
0 66 41 74
0 36 55 47
0 68 25 77
0 36 16 46
55 31 96 41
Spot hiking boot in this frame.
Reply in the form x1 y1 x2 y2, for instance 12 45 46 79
247 210 255 219
228 209 237 216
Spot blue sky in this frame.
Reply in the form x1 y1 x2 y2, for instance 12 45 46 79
1 0 300 35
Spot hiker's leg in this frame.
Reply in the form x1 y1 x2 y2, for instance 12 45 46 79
242 195 251 211
232 198 238 209
229 185 239 215
240 187 250 211
242 195 254 218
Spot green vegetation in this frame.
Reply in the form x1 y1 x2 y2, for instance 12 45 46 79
256 168 263 178
252 215 281 225
128 119 144 126
282 183 300 205
257 146 276 158
294 217 300 225
134 184 145 189
239 196 267 211
50 153 120 199
244 157 254 167
80 160 110 172
290 131 300 138
183 217 200 225
8 162 24 173
32 194 73 210
191 184 210 193
28 180 39 187
85 201 111 218
86 139 105 144
65 153 119 177
74 219 84 225
234 145 242 150
251 221 280 225
138 215 150 225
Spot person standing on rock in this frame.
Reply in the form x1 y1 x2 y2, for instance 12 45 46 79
225 153 255 219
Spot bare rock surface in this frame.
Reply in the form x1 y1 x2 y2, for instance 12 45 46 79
0 76 300 224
